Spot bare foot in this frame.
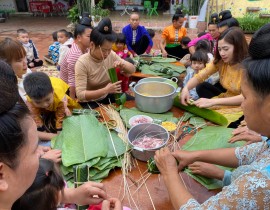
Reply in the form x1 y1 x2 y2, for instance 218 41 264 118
188 162 224 180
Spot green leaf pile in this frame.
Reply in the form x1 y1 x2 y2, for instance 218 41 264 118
139 63 186 78
182 126 245 189
51 114 128 187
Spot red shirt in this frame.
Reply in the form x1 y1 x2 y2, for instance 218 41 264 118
116 67 129 92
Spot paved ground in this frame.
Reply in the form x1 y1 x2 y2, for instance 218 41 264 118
0 11 200 60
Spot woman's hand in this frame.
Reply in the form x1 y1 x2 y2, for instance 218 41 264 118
154 147 178 176
42 149 62 163
172 150 197 171
180 86 190 106
113 60 126 69
162 50 168 58
193 98 215 108
101 198 122 210
105 81 122 94
65 182 107 205
228 126 262 145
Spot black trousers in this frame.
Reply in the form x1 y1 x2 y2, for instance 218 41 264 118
165 45 189 60
28 59 43 68
196 82 226 99
79 93 134 109
132 35 150 55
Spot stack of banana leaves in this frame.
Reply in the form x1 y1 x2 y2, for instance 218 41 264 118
51 113 128 187
135 57 186 78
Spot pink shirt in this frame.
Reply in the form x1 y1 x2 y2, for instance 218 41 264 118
187 33 213 47
60 42 86 87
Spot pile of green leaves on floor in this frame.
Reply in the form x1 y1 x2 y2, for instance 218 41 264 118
182 126 245 189
120 107 178 128
138 63 186 78
51 114 128 187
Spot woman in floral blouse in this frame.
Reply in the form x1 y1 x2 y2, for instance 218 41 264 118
155 23 270 209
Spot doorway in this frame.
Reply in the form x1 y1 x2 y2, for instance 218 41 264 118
16 0 29 12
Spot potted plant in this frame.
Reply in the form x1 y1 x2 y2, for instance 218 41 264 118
91 0 110 26
187 0 205 28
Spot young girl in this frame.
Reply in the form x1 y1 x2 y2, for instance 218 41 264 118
112 33 133 59
183 50 214 100
12 158 122 210
57 29 74 66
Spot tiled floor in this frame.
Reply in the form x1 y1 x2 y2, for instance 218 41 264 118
0 11 198 60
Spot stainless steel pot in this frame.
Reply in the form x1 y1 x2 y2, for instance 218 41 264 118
130 81 180 113
138 77 178 88
127 123 169 162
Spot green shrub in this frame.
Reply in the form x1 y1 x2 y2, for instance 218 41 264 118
238 13 270 33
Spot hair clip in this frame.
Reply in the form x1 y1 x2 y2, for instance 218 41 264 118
104 26 109 32
45 171 50 177
213 17 216 23
219 15 222 20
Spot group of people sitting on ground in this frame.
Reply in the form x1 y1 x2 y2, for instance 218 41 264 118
2 6 270 210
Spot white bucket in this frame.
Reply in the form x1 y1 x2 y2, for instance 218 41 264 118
188 15 199 29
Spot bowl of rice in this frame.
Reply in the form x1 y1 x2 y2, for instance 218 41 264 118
127 123 169 161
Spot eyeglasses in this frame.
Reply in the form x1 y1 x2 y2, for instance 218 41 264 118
99 45 112 54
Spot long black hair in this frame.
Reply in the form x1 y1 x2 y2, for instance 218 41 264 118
74 17 93 39
90 17 116 46
214 27 248 64
243 23 270 98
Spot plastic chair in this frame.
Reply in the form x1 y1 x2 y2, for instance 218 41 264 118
143 1 152 15
149 1 158 16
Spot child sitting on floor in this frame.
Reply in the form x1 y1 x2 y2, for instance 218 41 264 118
17 28 43 68
23 72 81 134
58 29 74 66
45 31 60 65
112 33 133 59
183 50 215 100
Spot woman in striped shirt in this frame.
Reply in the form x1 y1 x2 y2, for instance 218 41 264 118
60 17 93 99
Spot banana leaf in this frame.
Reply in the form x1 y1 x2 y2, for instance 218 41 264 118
52 114 109 167
74 165 89 210
189 117 206 128
182 126 245 189
151 57 177 63
181 112 195 121
120 107 177 128
140 63 186 78
174 96 228 126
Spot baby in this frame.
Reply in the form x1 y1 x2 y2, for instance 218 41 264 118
17 28 43 68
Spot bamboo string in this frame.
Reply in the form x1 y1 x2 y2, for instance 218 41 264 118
135 159 156 210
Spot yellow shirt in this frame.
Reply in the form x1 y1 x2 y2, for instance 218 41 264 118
195 61 243 98
161 25 187 44
27 77 81 130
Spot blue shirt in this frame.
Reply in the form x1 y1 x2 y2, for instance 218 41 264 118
48 41 60 64
122 25 153 52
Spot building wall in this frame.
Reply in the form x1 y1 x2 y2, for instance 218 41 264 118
208 0 270 17
0 0 16 12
